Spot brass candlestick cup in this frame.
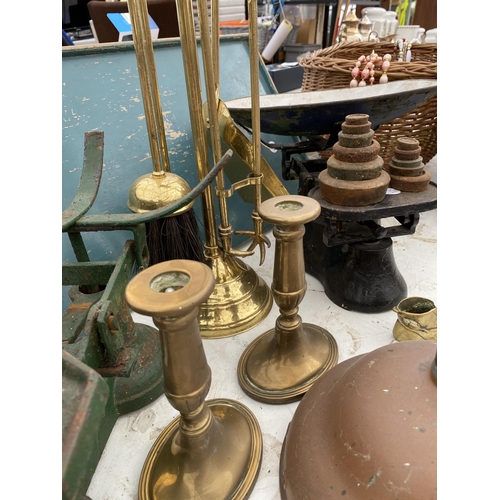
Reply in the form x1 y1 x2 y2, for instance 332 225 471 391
238 195 339 403
125 260 262 499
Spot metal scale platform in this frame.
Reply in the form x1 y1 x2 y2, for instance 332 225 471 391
225 80 438 313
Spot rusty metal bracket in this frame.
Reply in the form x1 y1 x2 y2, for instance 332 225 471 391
62 131 104 231
96 240 139 371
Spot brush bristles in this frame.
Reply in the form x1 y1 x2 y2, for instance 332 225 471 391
146 210 205 265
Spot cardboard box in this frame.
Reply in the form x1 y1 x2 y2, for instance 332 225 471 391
266 63 304 93
107 12 159 42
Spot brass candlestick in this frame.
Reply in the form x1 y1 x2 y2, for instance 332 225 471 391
125 260 262 499
238 195 339 404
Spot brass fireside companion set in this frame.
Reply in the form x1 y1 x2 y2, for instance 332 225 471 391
62 0 437 498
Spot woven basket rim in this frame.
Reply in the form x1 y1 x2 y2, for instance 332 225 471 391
297 41 438 165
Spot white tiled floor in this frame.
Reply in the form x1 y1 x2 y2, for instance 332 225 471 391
87 158 437 499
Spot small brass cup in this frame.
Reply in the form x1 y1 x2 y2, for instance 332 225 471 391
238 195 339 404
125 260 262 499
393 296 437 341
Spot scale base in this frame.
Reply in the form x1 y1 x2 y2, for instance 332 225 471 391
304 223 407 313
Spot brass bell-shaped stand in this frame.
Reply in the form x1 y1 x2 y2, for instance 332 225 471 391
238 195 339 404
198 248 273 338
125 260 262 499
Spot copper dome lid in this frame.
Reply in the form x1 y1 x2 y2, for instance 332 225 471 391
280 341 437 499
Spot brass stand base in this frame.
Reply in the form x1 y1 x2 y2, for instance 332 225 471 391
199 254 273 338
139 399 262 500
237 324 339 404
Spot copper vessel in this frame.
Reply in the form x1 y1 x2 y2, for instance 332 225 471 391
280 341 437 499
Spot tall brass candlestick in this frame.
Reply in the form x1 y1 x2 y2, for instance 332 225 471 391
175 0 272 337
238 195 339 403
125 260 262 499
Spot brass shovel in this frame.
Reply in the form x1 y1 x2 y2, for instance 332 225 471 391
207 99 290 205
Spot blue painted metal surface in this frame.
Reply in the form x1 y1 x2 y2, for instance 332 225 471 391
62 36 299 312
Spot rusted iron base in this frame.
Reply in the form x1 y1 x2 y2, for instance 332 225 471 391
62 241 164 500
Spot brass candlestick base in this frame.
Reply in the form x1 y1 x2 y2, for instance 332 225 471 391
125 260 262 499
238 195 339 404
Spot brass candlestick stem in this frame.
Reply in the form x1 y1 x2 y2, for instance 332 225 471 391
238 195 339 403
175 0 272 337
125 260 262 500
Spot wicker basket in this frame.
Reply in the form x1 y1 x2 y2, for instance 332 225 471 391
299 42 437 165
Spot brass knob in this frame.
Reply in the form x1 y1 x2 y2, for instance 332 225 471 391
125 260 262 499
127 171 195 215
238 195 339 403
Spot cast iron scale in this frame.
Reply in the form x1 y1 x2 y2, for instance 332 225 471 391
62 131 230 500
226 80 438 313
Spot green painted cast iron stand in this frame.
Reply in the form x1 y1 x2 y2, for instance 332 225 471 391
62 131 231 500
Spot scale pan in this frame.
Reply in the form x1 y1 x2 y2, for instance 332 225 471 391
225 79 437 137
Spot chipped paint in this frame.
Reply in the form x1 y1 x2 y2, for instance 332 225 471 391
344 442 371 462
366 470 381 488
383 480 411 496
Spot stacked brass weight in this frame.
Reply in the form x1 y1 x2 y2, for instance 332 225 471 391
238 195 339 403
388 137 432 192
318 113 391 206
125 260 262 500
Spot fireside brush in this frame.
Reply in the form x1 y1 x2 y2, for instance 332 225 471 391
126 0 204 265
